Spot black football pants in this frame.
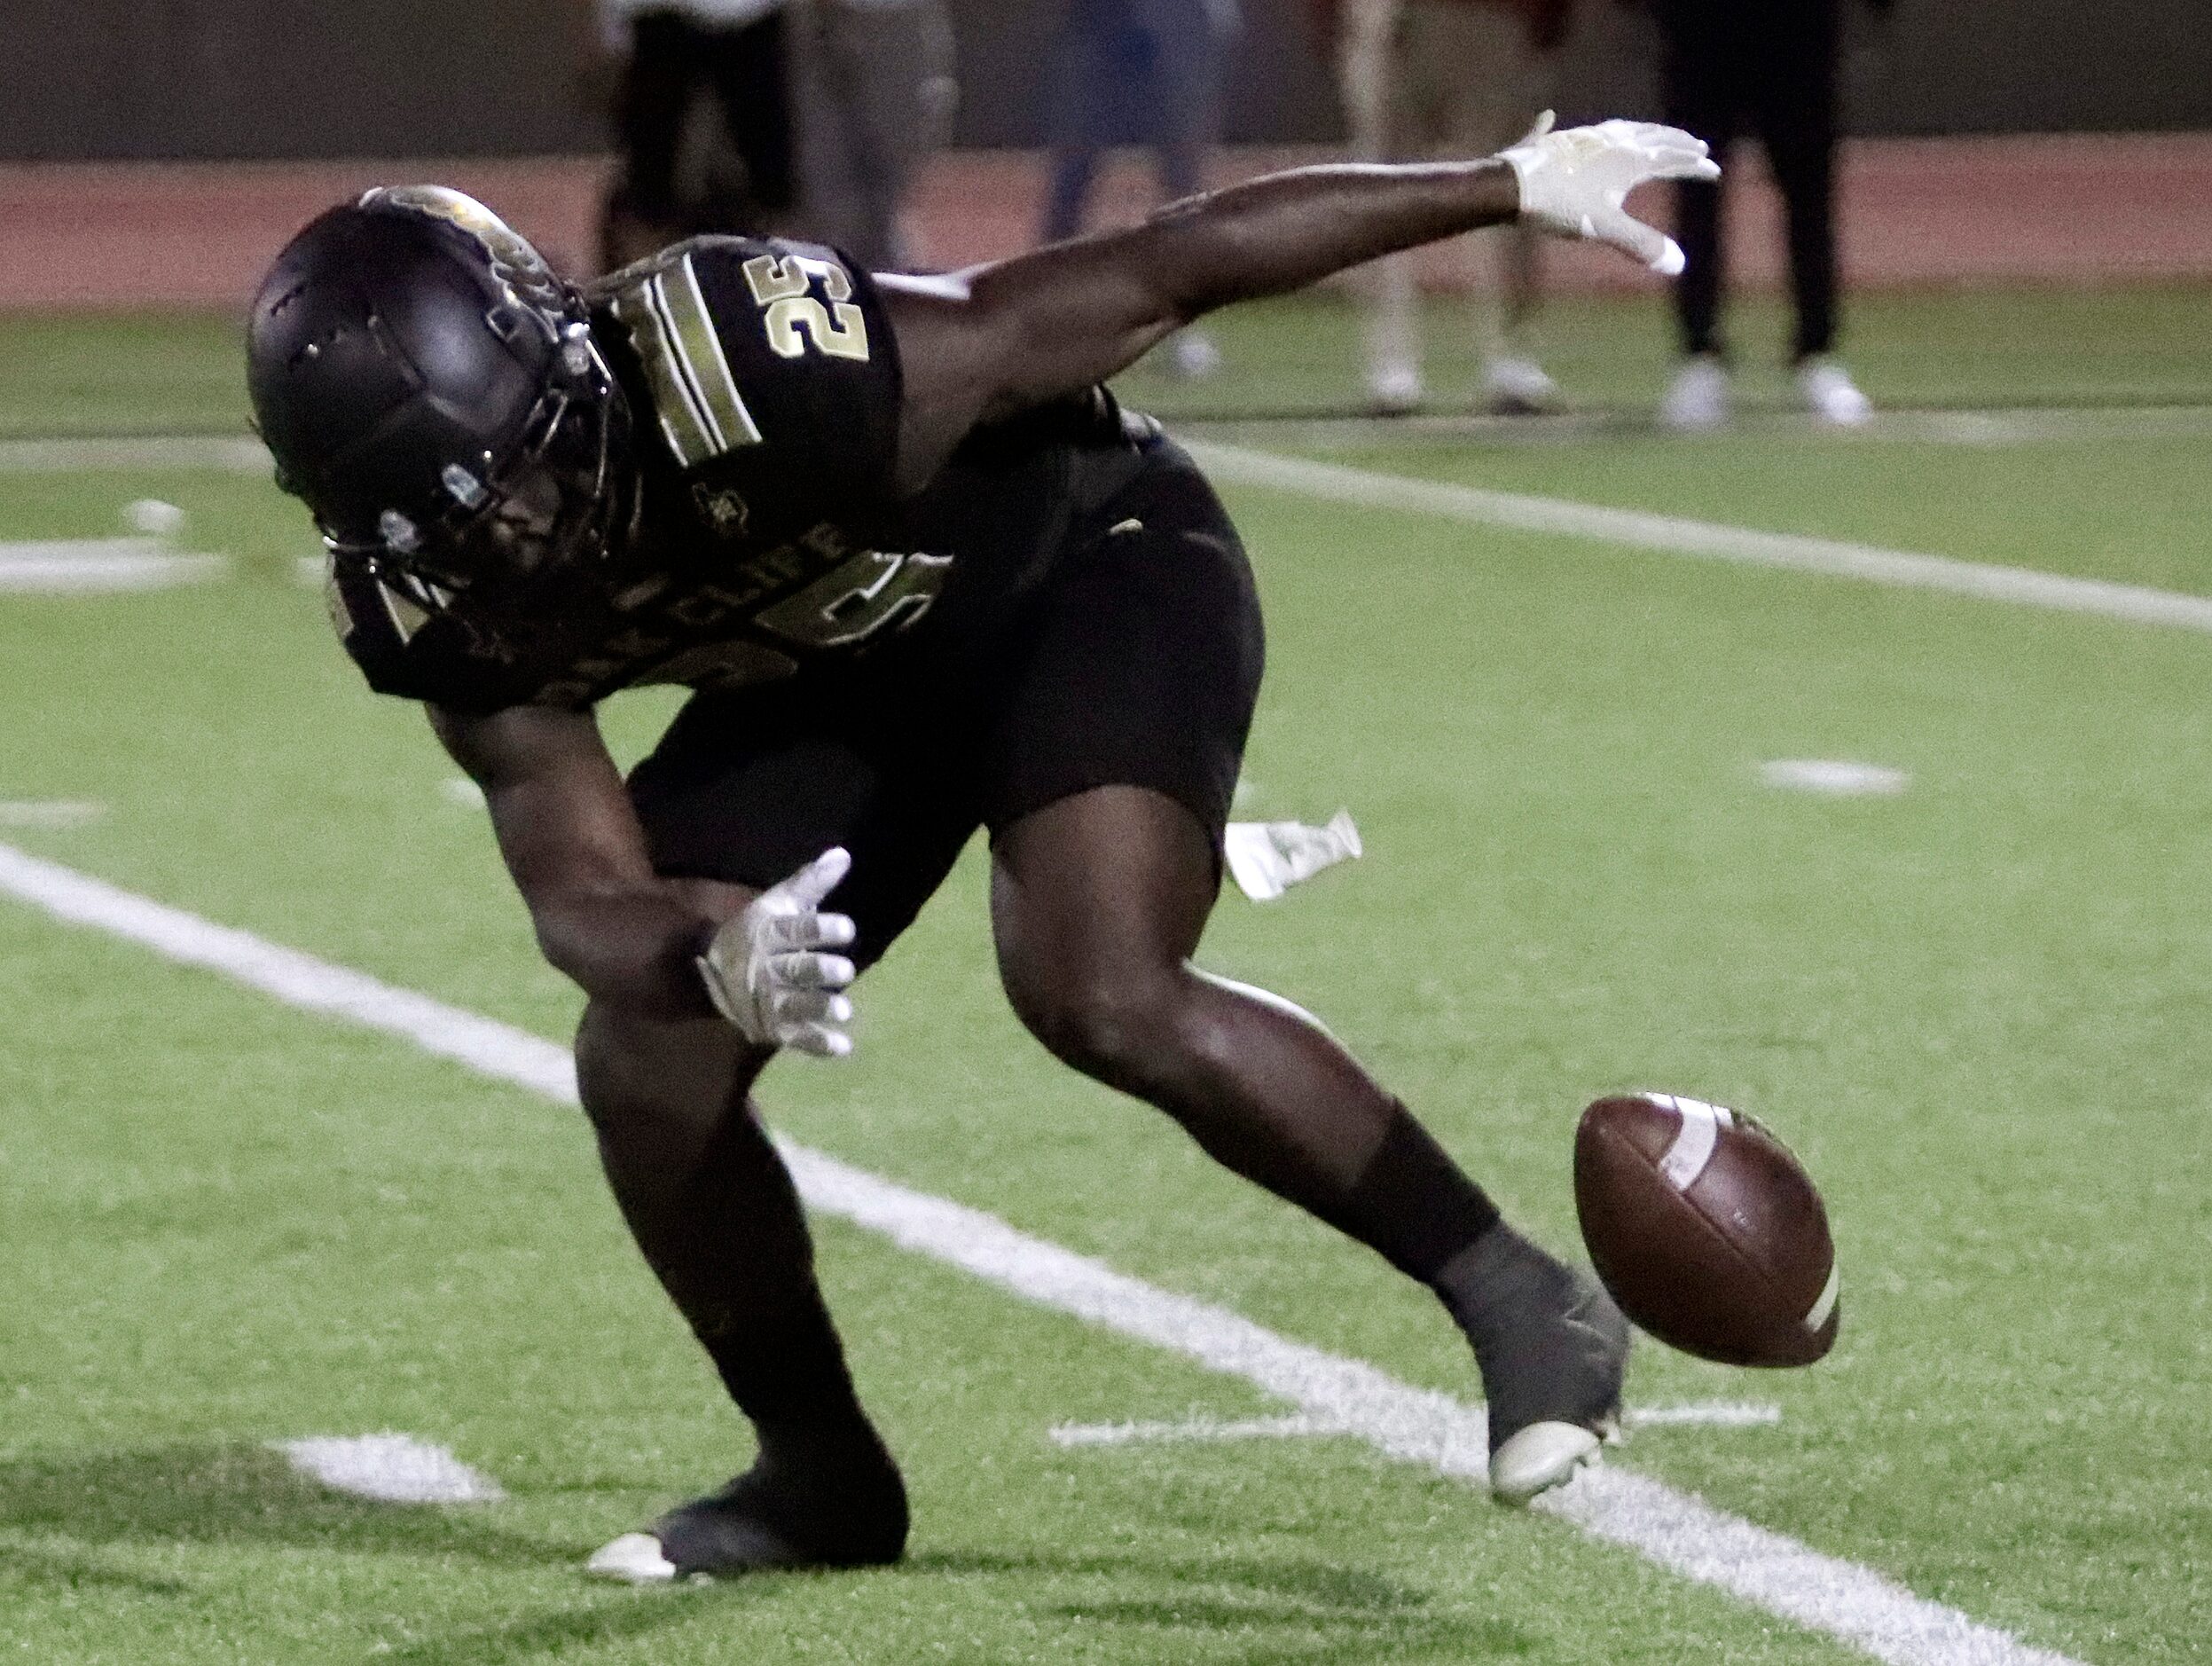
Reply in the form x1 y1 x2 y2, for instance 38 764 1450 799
1657 0 1843 361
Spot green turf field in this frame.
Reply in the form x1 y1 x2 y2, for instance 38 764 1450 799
2 290 2207 1663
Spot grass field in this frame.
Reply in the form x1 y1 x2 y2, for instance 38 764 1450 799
2 288 2208 1664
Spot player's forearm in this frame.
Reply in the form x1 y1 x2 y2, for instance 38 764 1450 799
1138 159 1524 316
427 703 744 1018
1010 161 1518 341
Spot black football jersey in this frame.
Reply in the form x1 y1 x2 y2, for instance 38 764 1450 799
327 235 1141 712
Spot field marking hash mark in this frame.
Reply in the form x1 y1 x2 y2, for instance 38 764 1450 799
276 1434 506 1505
0 841 2083 1666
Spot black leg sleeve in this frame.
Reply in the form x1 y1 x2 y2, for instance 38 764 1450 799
705 12 798 216
611 12 702 222
1659 17 1739 358
1755 19 1843 361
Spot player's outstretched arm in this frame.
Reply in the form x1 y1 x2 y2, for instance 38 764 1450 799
881 115 1715 484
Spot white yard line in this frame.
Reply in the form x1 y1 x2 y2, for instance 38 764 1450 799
1182 403 2212 451
0 538 225 593
0 801 105 829
1051 1402 1778 1447
1628 1402 1784 1429
1050 1413 1336 1448
0 841 2083 1666
7 405 2209 482
1182 437 2212 636
0 436 269 475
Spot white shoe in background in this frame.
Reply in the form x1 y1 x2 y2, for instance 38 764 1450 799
1483 356 1559 415
1797 357 1873 427
1168 328 1222 380
1659 354 1730 432
1366 361 1424 414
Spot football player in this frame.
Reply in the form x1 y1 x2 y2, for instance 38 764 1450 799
247 117 1716 1581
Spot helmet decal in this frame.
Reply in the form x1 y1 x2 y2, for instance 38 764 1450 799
361 185 570 318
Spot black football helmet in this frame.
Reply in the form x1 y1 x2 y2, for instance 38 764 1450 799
247 186 633 608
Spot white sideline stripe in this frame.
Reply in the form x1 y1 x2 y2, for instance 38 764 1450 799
0 800 105 829
276 1434 505 1504
1053 1402 1780 1447
1628 1403 1783 1430
0 436 269 474
6 404 2208 477
1183 403 2212 452
0 538 225 593
1050 1413 1335 1448
0 841 2082 1666
1182 437 2212 637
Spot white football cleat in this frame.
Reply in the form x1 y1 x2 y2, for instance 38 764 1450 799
1489 1415 1617 1505
1489 1422 1598 1503
1366 360 1424 415
1797 357 1873 427
585 1531 679 1583
1659 354 1730 432
1482 355 1560 415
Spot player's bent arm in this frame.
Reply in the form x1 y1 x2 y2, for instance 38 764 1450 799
878 118 1716 483
428 703 744 1019
428 706 862 1054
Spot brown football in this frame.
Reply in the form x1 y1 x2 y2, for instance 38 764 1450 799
1573 1093 1839 1368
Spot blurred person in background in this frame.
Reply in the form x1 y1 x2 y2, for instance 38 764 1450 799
1635 0 1888 429
788 0 958 271
1038 0 1241 377
598 0 799 270
1324 0 1572 414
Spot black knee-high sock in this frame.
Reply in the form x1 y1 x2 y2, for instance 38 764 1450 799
600 1106 872 1450
1301 1104 1502 1284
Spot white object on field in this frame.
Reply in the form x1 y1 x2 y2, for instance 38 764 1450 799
586 1531 682 1583
1224 810 1362 901
1798 358 1875 428
1761 759 1910 798
0 801 105 829
275 1434 506 1504
443 777 488 808
122 499 187 538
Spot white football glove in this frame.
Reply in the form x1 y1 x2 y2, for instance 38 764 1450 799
696 846 859 1057
1498 112 1721 277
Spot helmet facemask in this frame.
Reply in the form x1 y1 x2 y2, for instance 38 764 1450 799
323 324 635 609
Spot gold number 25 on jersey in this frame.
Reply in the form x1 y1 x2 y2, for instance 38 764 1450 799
742 254 871 362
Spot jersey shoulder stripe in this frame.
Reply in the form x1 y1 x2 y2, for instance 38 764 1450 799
606 251 765 468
